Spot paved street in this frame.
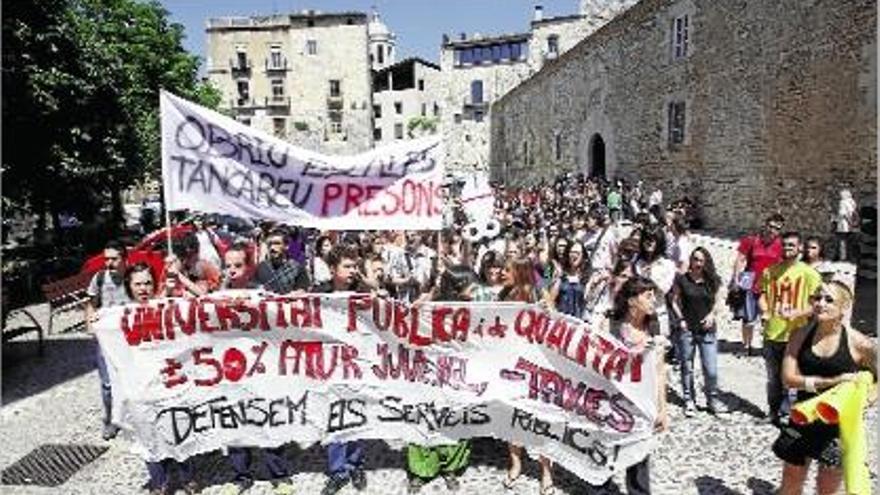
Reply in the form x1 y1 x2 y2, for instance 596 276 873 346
2 304 877 495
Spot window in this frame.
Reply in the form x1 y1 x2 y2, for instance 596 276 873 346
454 113 462 124
672 15 689 59
236 50 248 69
239 118 251 126
500 43 512 60
270 46 283 69
511 42 522 60
374 128 382 141
555 133 562 160
523 141 530 165
387 46 392 59
377 45 384 65
421 103 427 116
459 48 472 65
470 80 483 104
394 101 403 114
492 44 502 62
271 79 284 99
329 80 341 97
236 80 249 104
482 46 492 63
668 101 686 144
329 111 343 133
474 110 484 122
394 123 404 139
307 39 317 55
373 104 382 118
418 79 425 91
547 35 559 56
273 118 286 138
433 103 440 116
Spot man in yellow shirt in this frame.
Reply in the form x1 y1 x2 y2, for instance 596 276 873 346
759 231 822 426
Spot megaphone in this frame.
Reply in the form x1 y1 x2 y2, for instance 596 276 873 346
463 218 501 244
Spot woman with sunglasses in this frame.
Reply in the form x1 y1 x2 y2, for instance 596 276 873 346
776 281 876 495
669 247 726 417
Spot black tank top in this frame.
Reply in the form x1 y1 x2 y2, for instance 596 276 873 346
796 320 859 402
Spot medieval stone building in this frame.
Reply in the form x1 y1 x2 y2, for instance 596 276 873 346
490 0 876 235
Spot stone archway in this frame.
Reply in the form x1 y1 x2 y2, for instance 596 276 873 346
589 133 606 179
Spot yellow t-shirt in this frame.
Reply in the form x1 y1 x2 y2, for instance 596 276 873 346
761 261 821 342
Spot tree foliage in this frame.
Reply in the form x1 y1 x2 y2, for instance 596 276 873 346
2 0 220 229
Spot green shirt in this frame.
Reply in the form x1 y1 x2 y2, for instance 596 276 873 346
607 190 622 209
761 261 821 342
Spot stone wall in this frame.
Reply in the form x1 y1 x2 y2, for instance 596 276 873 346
490 0 877 237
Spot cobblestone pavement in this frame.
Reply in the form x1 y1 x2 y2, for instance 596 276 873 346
2 305 877 495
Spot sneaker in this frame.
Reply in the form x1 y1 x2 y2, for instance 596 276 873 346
351 468 367 491
321 475 349 495
442 474 461 491
272 479 296 495
102 423 120 441
707 401 730 416
684 401 696 418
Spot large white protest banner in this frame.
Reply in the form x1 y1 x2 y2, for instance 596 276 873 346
160 91 444 230
96 291 658 485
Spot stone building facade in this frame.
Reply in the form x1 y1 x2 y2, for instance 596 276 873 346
373 58 442 144
205 11 374 155
490 0 877 235
441 2 637 171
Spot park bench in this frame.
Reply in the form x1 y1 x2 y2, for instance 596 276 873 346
2 304 45 356
41 271 94 334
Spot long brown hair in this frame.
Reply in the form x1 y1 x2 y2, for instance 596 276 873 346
504 256 537 303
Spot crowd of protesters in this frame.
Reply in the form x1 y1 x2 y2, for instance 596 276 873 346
83 172 875 495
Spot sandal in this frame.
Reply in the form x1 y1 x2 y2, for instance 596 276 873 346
501 473 521 490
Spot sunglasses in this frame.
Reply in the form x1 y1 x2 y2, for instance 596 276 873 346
810 294 835 304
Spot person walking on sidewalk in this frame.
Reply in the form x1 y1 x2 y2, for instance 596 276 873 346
731 214 784 356
759 232 822 426
670 247 728 417
84 240 130 441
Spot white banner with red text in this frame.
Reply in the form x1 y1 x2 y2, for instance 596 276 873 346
160 91 444 230
95 291 657 484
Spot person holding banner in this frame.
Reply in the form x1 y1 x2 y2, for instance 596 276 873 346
405 264 475 493
122 262 199 495
161 233 221 297
255 229 311 295
316 246 370 495
219 243 296 495
775 281 876 495
595 276 669 494
499 257 555 494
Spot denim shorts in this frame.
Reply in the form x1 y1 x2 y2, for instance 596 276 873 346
733 290 759 323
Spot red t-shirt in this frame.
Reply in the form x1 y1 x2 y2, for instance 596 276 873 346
737 235 782 294
737 235 782 293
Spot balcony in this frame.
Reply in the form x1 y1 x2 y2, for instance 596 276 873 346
265 58 288 72
463 96 488 109
265 95 291 108
230 97 257 108
326 95 344 109
229 58 252 74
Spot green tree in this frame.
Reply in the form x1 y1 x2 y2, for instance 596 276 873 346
2 0 220 241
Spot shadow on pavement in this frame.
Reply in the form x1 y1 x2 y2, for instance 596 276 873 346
2 336 97 405
694 475 740 494
746 476 776 494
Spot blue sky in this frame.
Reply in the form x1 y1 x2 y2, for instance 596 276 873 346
159 0 581 67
